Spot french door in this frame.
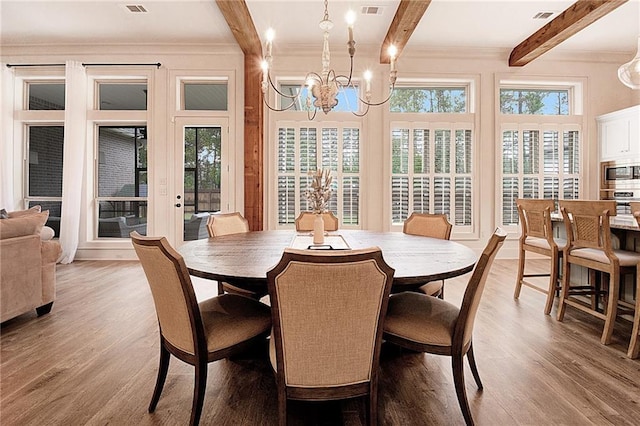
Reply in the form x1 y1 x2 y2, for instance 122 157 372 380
173 117 229 243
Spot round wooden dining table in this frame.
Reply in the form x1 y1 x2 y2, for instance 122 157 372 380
178 230 478 294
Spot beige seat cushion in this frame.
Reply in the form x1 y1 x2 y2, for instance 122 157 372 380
199 294 271 353
384 292 459 347
525 236 567 251
570 247 640 267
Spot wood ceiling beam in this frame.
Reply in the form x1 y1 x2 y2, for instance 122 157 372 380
216 0 264 230
509 0 628 67
380 0 432 64
215 0 262 57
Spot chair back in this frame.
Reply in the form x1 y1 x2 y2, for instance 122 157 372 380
131 232 204 356
559 200 616 251
454 228 506 349
631 202 640 226
516 198 555 241
295 211 339 232
403 212 452 240
206 212 249 237
267 247 394 388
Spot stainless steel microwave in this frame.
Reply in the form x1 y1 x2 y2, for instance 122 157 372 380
601 161 640 189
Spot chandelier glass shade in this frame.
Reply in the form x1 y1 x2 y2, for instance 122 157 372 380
260 0 398 119
618 36 640 90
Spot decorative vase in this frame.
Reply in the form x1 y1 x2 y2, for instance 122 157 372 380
313 213 325 244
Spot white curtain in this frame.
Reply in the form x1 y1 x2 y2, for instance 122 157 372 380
0 65 15 210
58 61 87 263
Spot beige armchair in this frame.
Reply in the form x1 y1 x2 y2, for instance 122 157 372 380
0 208 61 322
266 247 395 426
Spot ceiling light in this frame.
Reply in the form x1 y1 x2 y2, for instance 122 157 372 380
618 36 640 90
260 0 397 119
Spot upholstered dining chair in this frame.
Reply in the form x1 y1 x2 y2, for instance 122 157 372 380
266 247 395 426
206 212 265 298
403 212 453 298
626 201 640 359
514 198 566 314
383 228 506 426
130 232 271 426
556 200 640 347
294 211 339 232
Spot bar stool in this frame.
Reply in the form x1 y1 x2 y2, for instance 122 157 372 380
557 200 640 347
514 198 566 315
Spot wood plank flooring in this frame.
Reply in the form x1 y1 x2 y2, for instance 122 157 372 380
1 259 639 425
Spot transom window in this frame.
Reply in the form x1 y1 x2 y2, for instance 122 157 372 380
279 84 360 113
390 87 467 113
500 88 570 115
97 82 147 110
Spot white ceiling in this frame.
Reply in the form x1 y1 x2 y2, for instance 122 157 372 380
1 0 639 56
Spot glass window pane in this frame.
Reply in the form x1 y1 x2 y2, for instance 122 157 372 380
433 177 450 215
183 82 228 111
98 127 147 198
279 84 360 112
321 128 338 171
412 177 430 213
391 176 409 224
500 89 569 115
98 201 147 238
434 130 451 174
99 83 147 110
342 177 359 225
455 177 472 226
455 129 472 174
28 126 64 197
183 127 221 214
413 129 429 174
342 128 359 173
522 130 539 174
502 178 519 225
27 200 62 238
28 83 65 110
299 127 317 173
392 128 409 174
390 87 466 113
502 130 519 174
278 128 295 173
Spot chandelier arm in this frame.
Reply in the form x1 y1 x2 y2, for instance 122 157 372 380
267 73 301 99
263 97 301 112
307 107 318 120
358 84 397 107
351 102 370 118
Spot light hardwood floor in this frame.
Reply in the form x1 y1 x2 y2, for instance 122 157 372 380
1 259 639 425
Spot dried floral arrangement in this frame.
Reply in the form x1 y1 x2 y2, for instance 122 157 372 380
305 168 332 214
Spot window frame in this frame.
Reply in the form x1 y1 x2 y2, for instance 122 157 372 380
386 76 478 239
496 77 586 233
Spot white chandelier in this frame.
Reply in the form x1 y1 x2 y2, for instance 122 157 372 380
618 36 640 90
260 0 398 119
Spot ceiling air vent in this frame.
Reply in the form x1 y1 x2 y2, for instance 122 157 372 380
126 5 147 13
361 6 383 15
533 11 554 19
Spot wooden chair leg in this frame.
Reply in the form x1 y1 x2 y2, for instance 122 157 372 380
452 353 475 426
601 271 619 345
628 270 640 359
190 360 207 426
514 248 525 299
439 280 445 299
368 385 377 426
544 253 559 315
557 259 570 321
217 281 224 295
149 342 171 412
277 386 287 426
466 343 483 390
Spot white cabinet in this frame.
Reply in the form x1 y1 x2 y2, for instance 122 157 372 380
597 105 640 161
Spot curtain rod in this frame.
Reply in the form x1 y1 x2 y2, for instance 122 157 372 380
6 64 65 68
6 63 162 68
82 63 161 68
